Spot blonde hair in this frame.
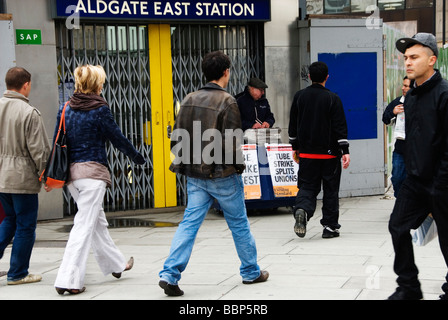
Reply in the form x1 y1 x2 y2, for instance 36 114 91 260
74 65 106 94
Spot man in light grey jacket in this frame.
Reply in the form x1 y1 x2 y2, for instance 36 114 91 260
0 67 50 285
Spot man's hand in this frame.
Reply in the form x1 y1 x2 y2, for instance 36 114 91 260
393 104 404 115
43 184 53 192
342 154 350 169
292 150 300 164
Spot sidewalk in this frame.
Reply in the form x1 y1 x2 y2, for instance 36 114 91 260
0 189 446 300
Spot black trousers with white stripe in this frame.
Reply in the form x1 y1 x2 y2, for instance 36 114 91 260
293 157 342 229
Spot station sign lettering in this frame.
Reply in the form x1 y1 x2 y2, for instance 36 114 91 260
53 0 271 21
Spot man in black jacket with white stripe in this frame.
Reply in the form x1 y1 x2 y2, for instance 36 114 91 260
388 33 448 300
288 61 350 239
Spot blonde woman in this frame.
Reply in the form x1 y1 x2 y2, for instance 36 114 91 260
51 65 145 295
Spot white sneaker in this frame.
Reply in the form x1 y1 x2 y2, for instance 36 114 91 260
322 226 340 238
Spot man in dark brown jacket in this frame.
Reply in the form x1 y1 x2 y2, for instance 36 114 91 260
0 67 50 285
159 51 268 296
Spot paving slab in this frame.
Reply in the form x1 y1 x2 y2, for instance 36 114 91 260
0 191 446 305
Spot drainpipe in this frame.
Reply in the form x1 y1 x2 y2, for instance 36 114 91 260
443 0 446 45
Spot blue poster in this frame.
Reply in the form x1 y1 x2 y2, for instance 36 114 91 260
318 52 378 140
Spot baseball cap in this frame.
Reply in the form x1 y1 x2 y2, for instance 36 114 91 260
396 33 438 57
248 77 268 89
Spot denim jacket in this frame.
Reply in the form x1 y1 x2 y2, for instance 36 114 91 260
53 103 144 167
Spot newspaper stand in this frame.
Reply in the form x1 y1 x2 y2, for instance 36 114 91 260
213 129 298 213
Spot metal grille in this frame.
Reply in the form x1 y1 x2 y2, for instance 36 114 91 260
170 23 265 205
55 22 264 213
55 22 153 214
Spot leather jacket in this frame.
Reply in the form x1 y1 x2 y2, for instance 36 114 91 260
169 83 245 179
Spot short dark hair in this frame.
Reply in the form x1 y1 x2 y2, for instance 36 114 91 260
5 67 31 90
202 51 231 82
309 61 328 83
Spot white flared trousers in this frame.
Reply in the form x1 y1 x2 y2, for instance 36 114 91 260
54 178 126 289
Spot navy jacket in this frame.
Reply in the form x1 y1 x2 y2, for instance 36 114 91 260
53 104 144 167
235 87 275 131
382 96 406 155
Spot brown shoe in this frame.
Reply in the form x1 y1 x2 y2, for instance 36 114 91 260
7 274 42 285
242 270 269 284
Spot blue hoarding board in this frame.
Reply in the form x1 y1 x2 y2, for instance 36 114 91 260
54 0 271 21
318 52 378 140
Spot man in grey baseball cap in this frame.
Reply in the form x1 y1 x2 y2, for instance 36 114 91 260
396 32 438 57
388 33 448 300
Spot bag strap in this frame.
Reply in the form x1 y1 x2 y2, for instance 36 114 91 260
54 101 69 143
39 101 69 183
59 101 69 134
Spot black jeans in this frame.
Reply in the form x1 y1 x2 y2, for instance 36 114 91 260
389 175 448 294
293 157 342 229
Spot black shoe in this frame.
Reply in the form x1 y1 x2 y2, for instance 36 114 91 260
159 280 184 296
112 256 134 279
294 209 307 238
439 293 448 300
242 270 269 284
387 287 423 300
322 226 340 238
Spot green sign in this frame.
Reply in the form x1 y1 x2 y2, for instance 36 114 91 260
16 29 42 45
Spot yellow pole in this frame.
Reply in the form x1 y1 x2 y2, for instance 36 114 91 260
148 24 177 208
159 24 177 207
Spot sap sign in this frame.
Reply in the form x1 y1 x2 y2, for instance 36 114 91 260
53 0 271 21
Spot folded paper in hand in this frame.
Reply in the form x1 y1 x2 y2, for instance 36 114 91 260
412 214 438 246
394 96 405 140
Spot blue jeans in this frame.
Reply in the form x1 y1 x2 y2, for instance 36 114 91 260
159 174 261 284
0 193 38 281
391 151 406 198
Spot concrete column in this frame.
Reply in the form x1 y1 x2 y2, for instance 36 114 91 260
5 0 63 220
264 0 301 143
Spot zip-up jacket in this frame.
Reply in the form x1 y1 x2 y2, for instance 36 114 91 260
404 70 448 188
0 91 50 193
288 83 349 157
169 82 245 179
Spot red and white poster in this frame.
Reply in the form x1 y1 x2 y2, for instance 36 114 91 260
241 144 261 199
